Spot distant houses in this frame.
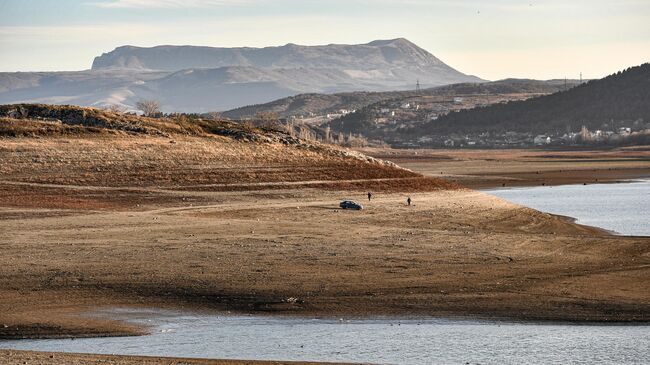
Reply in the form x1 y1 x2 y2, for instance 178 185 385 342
326 109 355 119
534 135 552 145
388 122 648 149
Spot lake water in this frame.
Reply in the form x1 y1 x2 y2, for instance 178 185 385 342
486 179 650 236
3 181 649 364
2 309 650 364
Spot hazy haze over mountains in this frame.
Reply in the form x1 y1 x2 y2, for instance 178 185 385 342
0 39 482 112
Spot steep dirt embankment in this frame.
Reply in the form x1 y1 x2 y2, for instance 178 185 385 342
0 104 454 204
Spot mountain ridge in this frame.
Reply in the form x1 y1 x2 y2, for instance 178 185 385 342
1 39 483 112
91 38 466 74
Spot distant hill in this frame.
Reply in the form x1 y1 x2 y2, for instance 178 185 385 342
0 39 484 113
0 69 168 108
91 38 482 89
0 103 457 191
223 79 577 119
317 79 581 139
418 63 650 135
222 91 415 119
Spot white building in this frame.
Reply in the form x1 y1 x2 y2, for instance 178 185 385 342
534 135 551 145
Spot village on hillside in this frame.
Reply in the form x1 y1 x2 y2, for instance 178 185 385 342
279 91 650 149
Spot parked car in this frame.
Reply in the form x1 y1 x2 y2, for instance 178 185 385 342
339 200 363 210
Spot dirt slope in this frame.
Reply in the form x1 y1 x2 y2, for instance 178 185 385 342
0 104 453 193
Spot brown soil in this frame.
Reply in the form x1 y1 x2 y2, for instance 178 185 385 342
3 186 648 338
0 114 649 363
360 147 650 189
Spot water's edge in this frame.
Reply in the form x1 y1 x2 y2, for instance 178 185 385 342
484 179 650 237
3 309 649 365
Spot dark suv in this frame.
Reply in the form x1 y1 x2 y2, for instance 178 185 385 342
339 200 363 210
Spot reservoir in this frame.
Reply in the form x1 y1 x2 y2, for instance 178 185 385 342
486 179 650 236
2 309 649 365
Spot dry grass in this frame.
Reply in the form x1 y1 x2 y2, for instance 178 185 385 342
0 136 428 192
0 104 442 193
0 103 328 141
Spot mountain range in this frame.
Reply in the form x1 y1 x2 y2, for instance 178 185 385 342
0 39 482 112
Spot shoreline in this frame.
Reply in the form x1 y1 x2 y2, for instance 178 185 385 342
480 179 650 238
3 311 650 365
52 303 650 330
5 305 650 343
358 147 650 190
0 349 356 365
2 188 649 341
67 306 650 328
1 139 649 363
478 177 649 192
4 310 650 365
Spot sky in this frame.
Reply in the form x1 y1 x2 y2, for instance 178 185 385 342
0 0 648 80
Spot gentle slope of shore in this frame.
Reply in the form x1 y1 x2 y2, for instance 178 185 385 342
0 349 359 365
1 106 649 364
360 147 650 189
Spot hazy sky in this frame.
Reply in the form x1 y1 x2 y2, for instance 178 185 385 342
1 0 648 80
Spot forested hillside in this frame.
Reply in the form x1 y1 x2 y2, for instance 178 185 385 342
419 64 650 135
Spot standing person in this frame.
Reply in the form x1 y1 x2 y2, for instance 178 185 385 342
407 196 412 206
367 192 372 201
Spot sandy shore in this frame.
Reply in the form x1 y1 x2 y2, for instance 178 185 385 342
1 187 648 339
360 147 650 189
1 136 649 363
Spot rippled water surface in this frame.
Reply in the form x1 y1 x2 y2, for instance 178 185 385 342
2 309 650 364
486 180 650 236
